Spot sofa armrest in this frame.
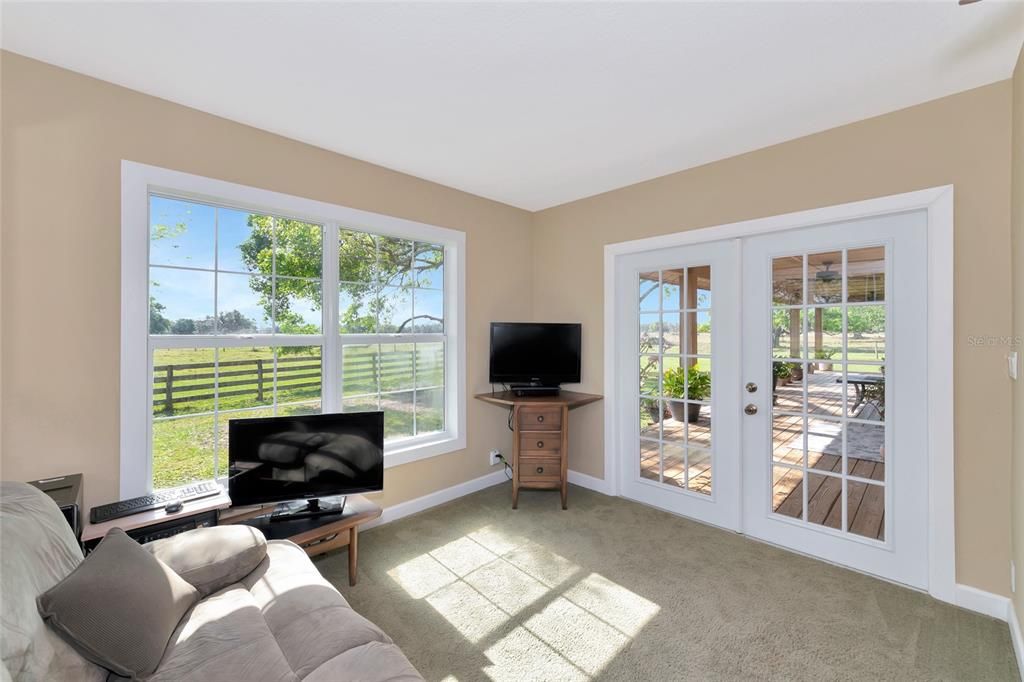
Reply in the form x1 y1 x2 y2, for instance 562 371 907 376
143 526 267 597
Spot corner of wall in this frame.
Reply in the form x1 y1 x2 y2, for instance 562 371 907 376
1009 38 1024 666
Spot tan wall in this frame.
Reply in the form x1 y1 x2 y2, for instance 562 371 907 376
532 81 1015 596
0 52 533 511
1011 44 1024 623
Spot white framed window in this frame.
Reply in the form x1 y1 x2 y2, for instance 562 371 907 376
121 161 466 497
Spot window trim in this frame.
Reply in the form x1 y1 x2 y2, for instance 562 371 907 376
121 161 467 498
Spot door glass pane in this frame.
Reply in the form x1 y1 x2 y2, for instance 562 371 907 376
772 256 803 305
661 268 685 311
845 365 885 421
847 422 885 482
637 264 713 496
808 251 843 304
847 246 885 303
773 414 804 466
661 312 682 355
806 472 842 530
640 439 660 482
639 313 661 353
847 306 886 368
687 448 712 495
768 246 887 542
772 465 804 520
640 355 660 396
847 480 885 540
688 265 711 309
662 442 686 489
772 308 804 360
639 272 660 312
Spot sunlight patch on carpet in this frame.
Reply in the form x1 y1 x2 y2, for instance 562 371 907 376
385 525 662 680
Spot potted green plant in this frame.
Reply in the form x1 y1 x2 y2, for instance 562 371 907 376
814 348 836 371
788 362 803 382
663 366 710 422
772 360 791 393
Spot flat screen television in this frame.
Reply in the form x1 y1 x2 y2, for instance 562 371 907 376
228 411 383 518
489 322 582 388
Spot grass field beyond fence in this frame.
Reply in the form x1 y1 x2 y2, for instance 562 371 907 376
151 344 444 488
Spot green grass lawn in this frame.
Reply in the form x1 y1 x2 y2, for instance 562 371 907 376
151 343 444 489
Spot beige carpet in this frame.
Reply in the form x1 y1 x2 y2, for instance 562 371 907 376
314 484 1017 681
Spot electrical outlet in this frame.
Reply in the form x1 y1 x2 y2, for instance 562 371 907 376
1009 352 1018 381
489 449 503 466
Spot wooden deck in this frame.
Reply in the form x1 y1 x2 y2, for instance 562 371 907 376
640 369 886 540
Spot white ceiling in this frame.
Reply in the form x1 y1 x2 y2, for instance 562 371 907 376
3 2 1023 211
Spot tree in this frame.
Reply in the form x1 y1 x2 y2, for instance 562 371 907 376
238 218 443 334
149 296 171 334
170 318 196 334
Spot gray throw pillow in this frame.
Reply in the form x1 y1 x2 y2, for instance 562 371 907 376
36 528 198 680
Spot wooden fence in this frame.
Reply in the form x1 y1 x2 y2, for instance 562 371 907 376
153 350 428 414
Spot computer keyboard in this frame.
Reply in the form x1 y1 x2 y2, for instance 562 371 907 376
89 481 222 524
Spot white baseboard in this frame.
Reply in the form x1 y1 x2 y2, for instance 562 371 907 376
364 469 508 531
567 469 614 495
1008 600 1024 681
361 468 612 533
954 583 1011 621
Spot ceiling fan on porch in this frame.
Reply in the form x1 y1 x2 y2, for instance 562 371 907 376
813 261 841 303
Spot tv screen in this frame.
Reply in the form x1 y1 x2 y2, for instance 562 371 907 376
489 322 582 385
228 412 383 506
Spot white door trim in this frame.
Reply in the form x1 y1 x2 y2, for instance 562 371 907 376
603 185 955 604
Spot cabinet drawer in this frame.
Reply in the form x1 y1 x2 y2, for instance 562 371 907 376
518 456 562 482
519 432 560 454
517 406 562 431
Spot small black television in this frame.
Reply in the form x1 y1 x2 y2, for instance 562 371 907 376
228 411 383 518
489 322 582 389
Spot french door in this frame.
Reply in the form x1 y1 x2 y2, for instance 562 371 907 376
615 210 929 588
616 240 742 530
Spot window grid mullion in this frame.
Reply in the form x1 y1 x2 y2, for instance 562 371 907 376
146 192 451 491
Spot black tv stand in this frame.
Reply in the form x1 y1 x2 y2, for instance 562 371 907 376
270 495 347 522
510 383 561 397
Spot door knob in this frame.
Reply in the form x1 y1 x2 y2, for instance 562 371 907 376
745 382 758 393
744 404 758 415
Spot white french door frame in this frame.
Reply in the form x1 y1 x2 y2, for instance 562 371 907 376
602 185 955 604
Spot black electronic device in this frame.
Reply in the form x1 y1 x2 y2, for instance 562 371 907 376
228 411 384 519
89 480 221 524
489 322 582 391
28 473 84 539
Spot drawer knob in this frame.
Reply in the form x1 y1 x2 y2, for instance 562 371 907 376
537 415 545 423
537 440 544 448
536 467 544 474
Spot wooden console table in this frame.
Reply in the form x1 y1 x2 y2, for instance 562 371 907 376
220 495 381 586
475 390 602 509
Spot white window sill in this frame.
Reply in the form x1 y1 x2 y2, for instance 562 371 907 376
384 432 466 468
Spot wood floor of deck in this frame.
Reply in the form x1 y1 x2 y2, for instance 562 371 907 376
640 369 885 540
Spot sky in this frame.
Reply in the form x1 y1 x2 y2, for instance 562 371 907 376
149 195 443 333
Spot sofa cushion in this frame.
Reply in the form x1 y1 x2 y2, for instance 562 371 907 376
37 528 199 679
303 641 423 682
242 541 413 679
147 586 298 682
0 482 106 682
145 526 267 597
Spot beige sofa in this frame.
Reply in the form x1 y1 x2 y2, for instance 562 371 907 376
0 482 422 681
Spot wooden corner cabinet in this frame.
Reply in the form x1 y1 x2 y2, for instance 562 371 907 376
475 390 602 509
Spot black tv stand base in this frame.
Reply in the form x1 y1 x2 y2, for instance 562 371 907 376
270 495 347 522
510 385 561 397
